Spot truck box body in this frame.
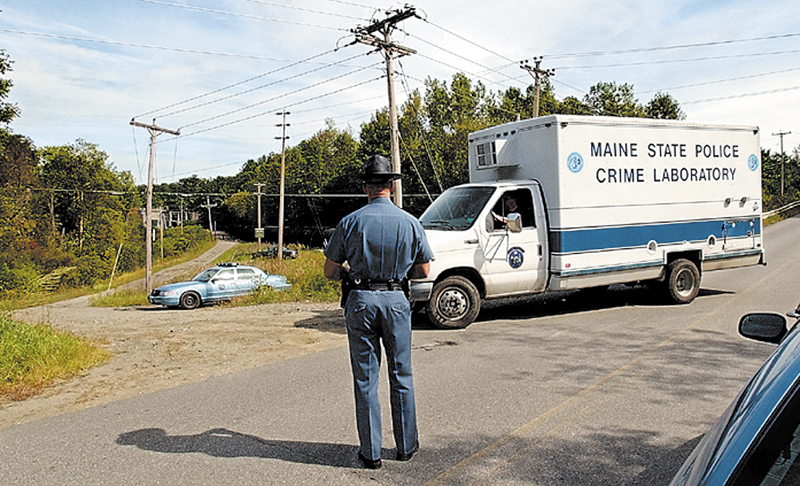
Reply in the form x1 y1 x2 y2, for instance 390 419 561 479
414 115 764 328
469 115 763 290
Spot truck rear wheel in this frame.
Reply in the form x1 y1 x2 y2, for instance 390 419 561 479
426 276 481 329
665 259 700 304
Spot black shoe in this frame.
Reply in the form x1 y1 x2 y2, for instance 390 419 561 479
357 452 382 470
396 442 419 461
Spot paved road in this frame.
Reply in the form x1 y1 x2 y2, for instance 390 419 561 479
1 218 798 485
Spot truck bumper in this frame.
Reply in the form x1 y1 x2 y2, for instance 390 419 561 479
409 281 433 302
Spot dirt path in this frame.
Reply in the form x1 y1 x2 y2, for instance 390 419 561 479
1 242 347 427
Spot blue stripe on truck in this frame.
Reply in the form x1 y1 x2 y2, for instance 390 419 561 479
550 218 760 254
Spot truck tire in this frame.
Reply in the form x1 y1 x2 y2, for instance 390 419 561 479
665 259 700 304
179 291 201 310
426 276 481 329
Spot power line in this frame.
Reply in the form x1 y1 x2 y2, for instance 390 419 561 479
556 48 800 70
177 75 384 139
417 17 515 63
0 29 301 60
683 85 800 105
154 52 371 119
178 62 382 130
545 31 800 59
323 0 374 9
637 66 800 95
137 0 349 31
406 32 519 85
136 48 341 119
240 0 368 21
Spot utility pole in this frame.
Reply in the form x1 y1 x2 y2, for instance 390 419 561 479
520 57 555 118
179 194 186 233
254 182 265 252
129 118 180 295
773 130 791 196
276 111 290 262
352 6 417 208
202 195 217 237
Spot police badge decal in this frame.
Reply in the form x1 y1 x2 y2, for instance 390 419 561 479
508 247 524 269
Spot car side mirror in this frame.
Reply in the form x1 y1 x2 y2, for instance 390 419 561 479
506 213 522 233
739 313 788 344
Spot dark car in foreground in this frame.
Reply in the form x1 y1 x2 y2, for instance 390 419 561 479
148 263 291 309
670 301 800 485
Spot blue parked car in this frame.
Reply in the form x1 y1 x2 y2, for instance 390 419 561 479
148 263 291 309
669 301 800 485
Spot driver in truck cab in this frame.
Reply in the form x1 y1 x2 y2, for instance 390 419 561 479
491 190 534 230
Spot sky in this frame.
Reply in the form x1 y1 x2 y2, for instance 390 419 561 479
1 0 799 185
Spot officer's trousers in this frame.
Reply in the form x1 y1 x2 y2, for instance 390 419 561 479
345 290 417 461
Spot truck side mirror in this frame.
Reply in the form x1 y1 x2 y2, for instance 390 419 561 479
506 213 522 233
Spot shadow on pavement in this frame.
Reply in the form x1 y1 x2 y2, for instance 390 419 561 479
407 283 735 331
116 427 376 468
294 308 347 334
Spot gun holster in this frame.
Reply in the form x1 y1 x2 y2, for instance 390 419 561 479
340 274 353 309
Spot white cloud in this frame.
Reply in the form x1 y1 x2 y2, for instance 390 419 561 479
2 0 800 183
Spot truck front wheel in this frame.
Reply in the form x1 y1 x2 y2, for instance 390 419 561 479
665 259 700 304
426 276 481 329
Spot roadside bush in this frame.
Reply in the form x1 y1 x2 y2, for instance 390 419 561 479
0 314 109 399
300 273 340 301
61 253 111 288
0 260 40 298
159 225 213 260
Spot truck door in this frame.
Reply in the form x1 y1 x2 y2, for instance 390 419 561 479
480 187 548 295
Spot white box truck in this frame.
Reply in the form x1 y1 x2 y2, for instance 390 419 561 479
411 115 765 328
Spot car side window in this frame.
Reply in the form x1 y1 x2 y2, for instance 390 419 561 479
237 268 256 281
732 384 800 485
214 269 235 281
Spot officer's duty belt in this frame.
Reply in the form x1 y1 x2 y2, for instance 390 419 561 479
352 279 403 291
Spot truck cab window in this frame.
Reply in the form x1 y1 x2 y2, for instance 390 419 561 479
491 189 535 231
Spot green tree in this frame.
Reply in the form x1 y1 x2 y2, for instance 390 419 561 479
0 132 40 288
761 148 800 210
556 96 592 115
583 82 645 117
645 92 686 120
39 141 131 284
0 50 20 125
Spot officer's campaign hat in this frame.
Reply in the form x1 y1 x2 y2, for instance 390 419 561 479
361 154 401 183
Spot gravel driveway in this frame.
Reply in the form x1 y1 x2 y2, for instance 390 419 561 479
1 241 346 427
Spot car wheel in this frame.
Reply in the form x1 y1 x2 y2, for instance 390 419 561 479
179 292 201 310
426 276 481 329
666 259 700 304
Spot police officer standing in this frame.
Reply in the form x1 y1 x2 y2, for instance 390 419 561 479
324 155 433 469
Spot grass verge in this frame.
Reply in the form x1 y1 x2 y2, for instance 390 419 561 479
90 290 149 307
0 314 110 401
230 246 340 306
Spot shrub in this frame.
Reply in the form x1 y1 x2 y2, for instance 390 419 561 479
0 314 109 399
0 261 40 298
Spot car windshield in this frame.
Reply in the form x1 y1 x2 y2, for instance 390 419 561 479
192 269 218 282
420 186 495 231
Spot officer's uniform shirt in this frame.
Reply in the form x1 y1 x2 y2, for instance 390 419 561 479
325 197 433 282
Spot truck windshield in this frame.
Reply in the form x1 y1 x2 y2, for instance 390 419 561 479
420 186 495 231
